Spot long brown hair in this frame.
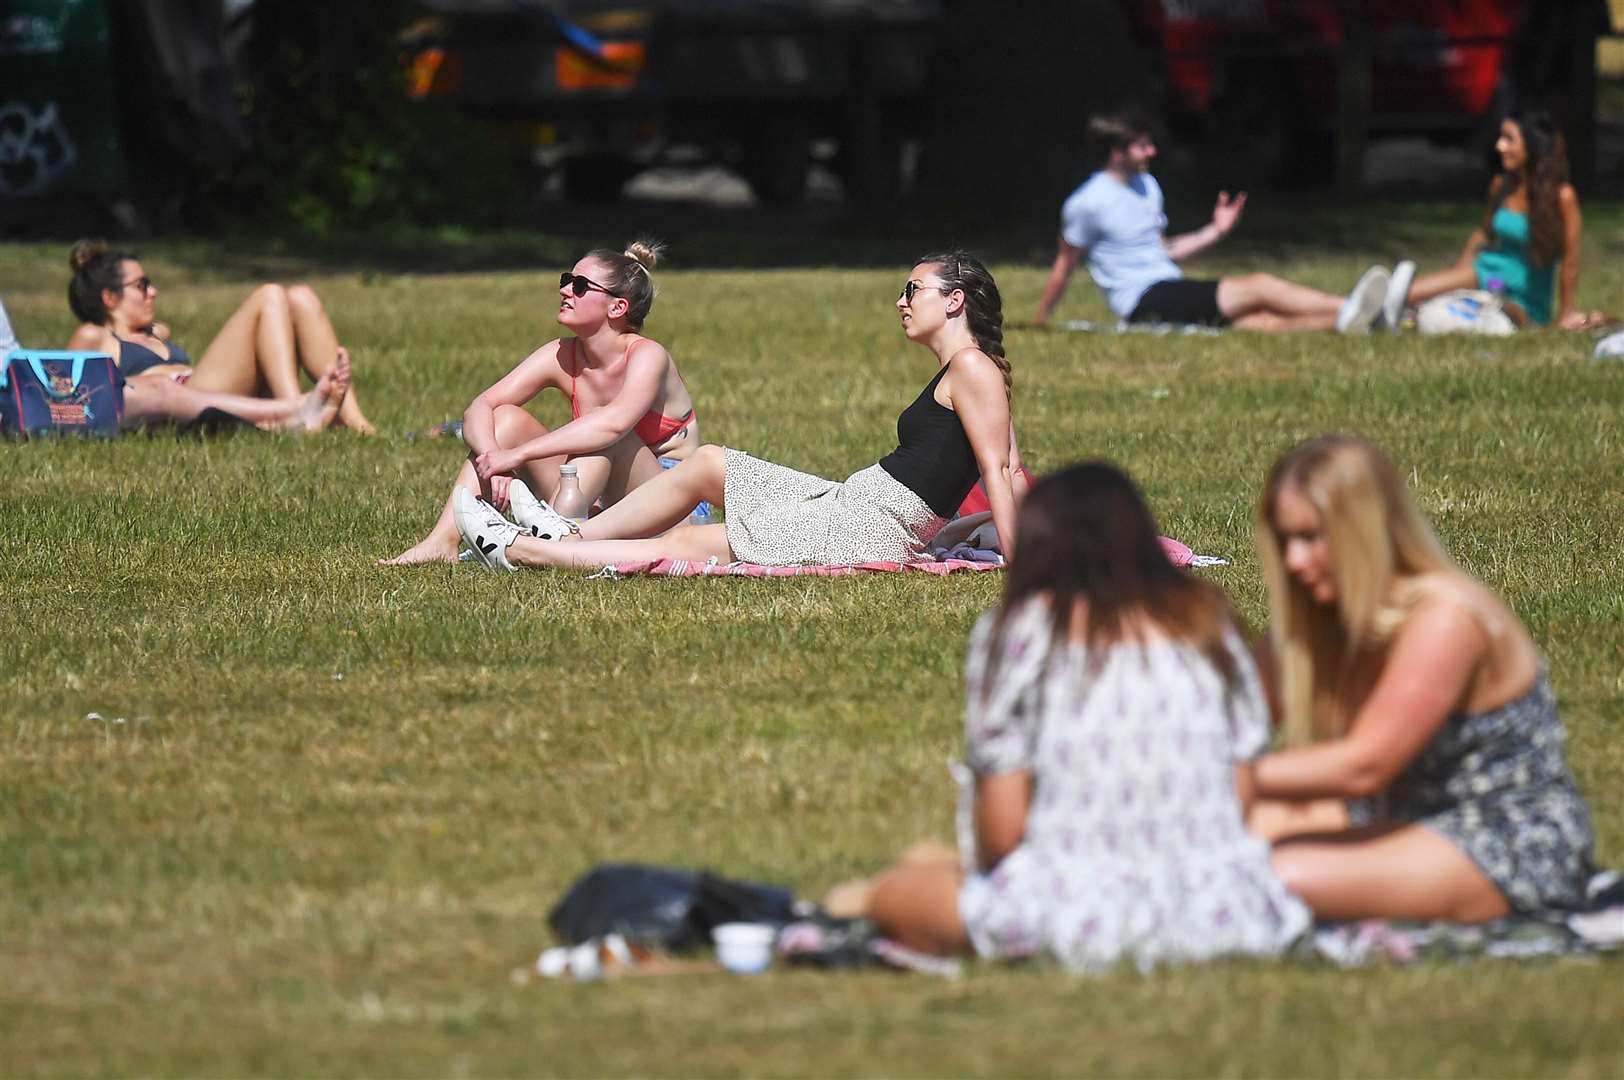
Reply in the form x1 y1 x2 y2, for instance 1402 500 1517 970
981 462 1239 702
1482 108 1568 269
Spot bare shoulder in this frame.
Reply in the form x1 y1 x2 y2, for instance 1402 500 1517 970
946 347 1003 387
524 336 569 369
1558 183 1581 212
625 334 672 369
1393 572 1503 656
68 323 112 351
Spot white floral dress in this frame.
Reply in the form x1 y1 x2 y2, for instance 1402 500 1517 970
957 602 1311 973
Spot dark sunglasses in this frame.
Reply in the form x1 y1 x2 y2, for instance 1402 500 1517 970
560 271 616 298
899 279 940 304
122 276 155 294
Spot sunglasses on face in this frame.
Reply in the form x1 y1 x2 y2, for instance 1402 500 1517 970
899 279 940 304
122 276 154 294
560 271 616 298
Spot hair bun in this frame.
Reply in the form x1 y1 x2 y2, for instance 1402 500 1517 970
624 239 663 271
70 238 110 272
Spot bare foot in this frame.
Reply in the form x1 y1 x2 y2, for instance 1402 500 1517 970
328 346 377 435
378 536 461 566
286 349 350 434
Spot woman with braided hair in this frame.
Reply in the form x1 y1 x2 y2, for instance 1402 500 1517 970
448 250 1027 571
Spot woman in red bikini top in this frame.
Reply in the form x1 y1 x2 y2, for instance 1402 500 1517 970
382 239 699 566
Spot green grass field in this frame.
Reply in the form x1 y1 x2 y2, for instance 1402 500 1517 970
2 199 1622 1077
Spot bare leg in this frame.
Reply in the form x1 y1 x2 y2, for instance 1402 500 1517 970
123 366 345 432
569 431 669 508
186 284 303 399
866 860 970 956
282 349 350 433
1271 823 1510 923
123 376 299 428
573 443 728 540
825 841 959 918
379 404 562 566
1217 272 1344 331
505 522 734 569
1229 311 1341 333
1407 261 1477 305
287 284 374 433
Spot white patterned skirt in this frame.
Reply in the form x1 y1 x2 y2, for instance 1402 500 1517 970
721 449 947 566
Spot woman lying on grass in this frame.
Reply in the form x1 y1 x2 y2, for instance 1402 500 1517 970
66 240 374 433
1382 109 1608 331
1251 435 1596 921
382 240 701 566
2 293 352 434
826 463 1309 970
449 250 1025 571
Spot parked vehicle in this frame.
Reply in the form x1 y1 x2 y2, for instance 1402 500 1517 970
1122 0 1612 186
404 0 942 205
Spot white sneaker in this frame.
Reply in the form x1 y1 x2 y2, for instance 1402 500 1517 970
1336 265 1391 335
1380 260 1416 332
508 478 580 541
452 486 521 571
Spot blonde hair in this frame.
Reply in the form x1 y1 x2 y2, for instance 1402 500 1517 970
1256 436 1458 744
584 238 663 330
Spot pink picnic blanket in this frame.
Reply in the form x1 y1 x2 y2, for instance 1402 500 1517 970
604 537 1200 579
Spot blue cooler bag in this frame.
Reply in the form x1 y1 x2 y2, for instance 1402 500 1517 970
1 350 124 438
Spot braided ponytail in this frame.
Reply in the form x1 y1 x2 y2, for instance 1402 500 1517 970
917 249 1011 400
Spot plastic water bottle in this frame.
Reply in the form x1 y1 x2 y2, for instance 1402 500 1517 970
551 464 590 526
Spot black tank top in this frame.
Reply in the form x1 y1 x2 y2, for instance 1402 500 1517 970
877 363 981 517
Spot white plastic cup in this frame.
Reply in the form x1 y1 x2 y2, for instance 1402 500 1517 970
712 922 776 974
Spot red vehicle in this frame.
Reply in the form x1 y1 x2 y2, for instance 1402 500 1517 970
1122 0 1612 185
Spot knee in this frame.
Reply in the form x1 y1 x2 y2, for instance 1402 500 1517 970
493 403 542 445
253 283 290 313
1269 845 1321 902
286 284 324 315
692 443 726 473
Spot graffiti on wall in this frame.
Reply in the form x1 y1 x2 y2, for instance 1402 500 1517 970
0 102 78 198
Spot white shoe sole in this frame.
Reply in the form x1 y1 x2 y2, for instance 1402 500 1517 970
1337 265 1390 335
1381 260 1416 332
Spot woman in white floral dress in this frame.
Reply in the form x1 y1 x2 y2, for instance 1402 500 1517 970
852 463 1309 972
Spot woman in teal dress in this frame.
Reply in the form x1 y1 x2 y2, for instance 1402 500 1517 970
1393 109 1605 331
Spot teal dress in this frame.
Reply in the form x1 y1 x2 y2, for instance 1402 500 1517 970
1473 207 1556 326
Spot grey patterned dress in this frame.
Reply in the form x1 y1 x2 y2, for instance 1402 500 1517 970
721 450 946 566
1348 669 1595 912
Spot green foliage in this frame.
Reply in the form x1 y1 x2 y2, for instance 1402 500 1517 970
211 1 524 236
0 203 1622 1075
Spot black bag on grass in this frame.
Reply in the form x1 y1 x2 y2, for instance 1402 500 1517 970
547 862 799 951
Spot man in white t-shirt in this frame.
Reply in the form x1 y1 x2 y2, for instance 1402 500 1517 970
1034 113 1387 333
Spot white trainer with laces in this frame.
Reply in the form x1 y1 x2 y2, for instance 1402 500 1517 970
1336 265 1391 335
508 478 580 541
452 486 522 571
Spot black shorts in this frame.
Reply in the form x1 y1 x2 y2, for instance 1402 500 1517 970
1127 279 1226 326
